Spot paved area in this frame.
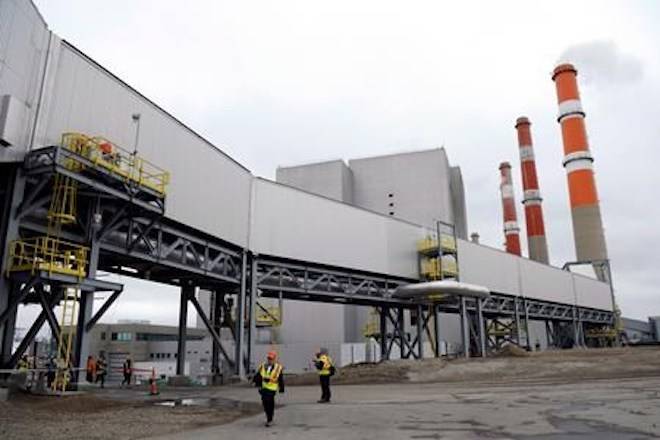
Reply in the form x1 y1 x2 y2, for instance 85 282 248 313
149 377 660 439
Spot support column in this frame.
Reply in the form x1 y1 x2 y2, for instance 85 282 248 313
74 198 102 378
573 306 581 348
514 298 523 346
235 252 247 378
433 305 441 358
523 298 531 351
379 306 388 361
476 299 486 357
416 305 424 359
460 297 469 358
176 284 192 376
397 307 405 359
247 256 257 373
211 291 223 383
0 165 25 367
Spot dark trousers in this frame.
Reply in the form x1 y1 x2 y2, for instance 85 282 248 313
261 389 276 422
96 373 105 388
320 375 331 401
122 373 131 386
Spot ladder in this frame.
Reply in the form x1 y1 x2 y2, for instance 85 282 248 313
53 287 80 391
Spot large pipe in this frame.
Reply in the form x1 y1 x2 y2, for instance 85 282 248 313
515 117 549 264
499 162 521 256
552 63 608 275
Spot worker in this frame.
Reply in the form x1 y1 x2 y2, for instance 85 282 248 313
46 356 56 388
95 355 107 389
86 355 96 383
17 355 29 372
253 351 285 427
313 347 335 403
121 357 132 387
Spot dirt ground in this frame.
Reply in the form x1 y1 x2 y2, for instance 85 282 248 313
1 346 659 439
0 392 260 440
286 346 660 385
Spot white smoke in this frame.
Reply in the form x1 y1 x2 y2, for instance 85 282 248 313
559 41 643 86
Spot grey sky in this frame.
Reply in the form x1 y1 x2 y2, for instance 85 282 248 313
23 0 660 327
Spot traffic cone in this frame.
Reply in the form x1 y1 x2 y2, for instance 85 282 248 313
149 368 159 396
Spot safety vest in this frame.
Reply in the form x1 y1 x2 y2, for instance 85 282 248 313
259 362 283 392
17 359 29 372
318 354 333 376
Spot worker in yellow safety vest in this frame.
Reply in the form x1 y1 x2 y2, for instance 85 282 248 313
253 351 285 427
17 355 30 372
313 347 335 403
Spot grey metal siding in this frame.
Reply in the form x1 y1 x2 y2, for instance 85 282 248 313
250 178 424 278
36 42 252 246
0 0 50 160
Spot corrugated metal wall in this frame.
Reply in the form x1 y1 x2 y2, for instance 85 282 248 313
249 178 425 278
0 0 50 160
36 41 252 246
458 240 613 311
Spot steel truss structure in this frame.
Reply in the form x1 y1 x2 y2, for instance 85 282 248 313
1 147 616 381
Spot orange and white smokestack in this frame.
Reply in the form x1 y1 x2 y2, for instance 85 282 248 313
552 63 608 269
515 117 549 264
499 162 521 256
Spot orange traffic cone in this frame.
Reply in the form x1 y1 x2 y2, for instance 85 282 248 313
149 368 159 396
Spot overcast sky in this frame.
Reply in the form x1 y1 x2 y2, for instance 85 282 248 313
19 0 659 330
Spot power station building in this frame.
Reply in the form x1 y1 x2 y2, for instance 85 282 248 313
0 0 618 380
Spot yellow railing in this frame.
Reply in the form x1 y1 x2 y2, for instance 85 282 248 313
420 257 458 280
7 237 88 278
61 132 170 195
417 235 457 254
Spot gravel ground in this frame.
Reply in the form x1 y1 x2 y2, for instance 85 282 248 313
2 346 659 439
0 392 260 440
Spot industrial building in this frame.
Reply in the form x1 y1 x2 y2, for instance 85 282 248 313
0 0 624 385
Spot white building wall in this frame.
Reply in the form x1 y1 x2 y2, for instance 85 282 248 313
34 41 253 246
349 149 454 229
276 159 353 203
0 0 50 160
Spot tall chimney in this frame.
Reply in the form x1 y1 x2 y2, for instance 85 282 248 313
515 117 549 264
552 63 608 273
499 162 521 256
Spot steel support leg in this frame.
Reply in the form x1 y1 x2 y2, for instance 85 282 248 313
235 251 247 378
433 305 441 358
416 305 424 359
211 291 223 382
398 308 405 359
176 284 192 376
523 298 531 351
0 165 25 367
460 297 469 358
379 306 388 361
476 299 486 357
514 297 522 346
247 257 257 373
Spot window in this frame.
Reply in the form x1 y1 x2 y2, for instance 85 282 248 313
150 353 154 359
100 332 106 341
114 332 132 341
166 353 171 358
389 212 394 216
388 193 393 198
388 203 393 207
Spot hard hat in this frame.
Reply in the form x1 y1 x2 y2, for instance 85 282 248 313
267 351 277 360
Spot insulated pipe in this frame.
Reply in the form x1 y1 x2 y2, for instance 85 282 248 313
515 117 549 264
499 162 521 255
552 63 608 268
